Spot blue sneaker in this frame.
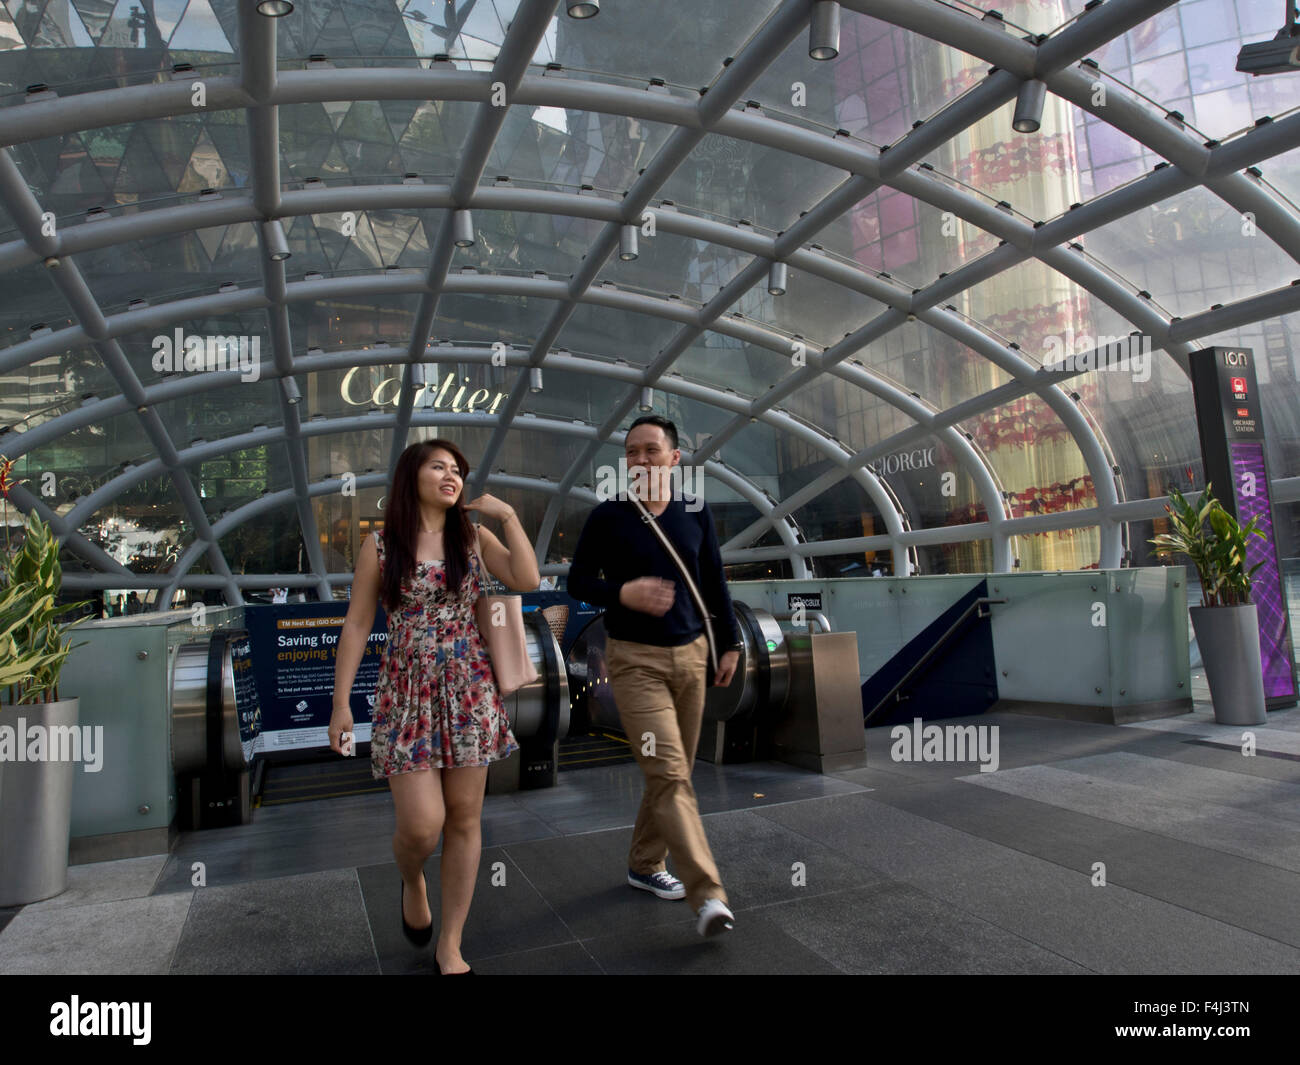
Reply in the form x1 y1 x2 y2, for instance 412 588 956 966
627 869 686 900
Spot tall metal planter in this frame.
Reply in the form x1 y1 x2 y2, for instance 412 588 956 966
1190 605 1267 726
0 697 80 906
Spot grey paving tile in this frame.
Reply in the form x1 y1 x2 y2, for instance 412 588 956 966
501 829 694 941
1122 714 1300 755
0 893 193 975
500 808 882 941
754 792 1300 973
690 761 869 812
963 759 1300 871
513 759 866 836
864 713 1195 780
20 855 166 912
357 847 575 974
826 763 920 789
579 908 840 974
1139 738 1300 784
150 787 558 895
753 883 1088 974
169 869 378 974
1044 751 1300 822
868 780 1300 948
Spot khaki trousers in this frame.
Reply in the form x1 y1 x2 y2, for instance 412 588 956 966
605 634 727 911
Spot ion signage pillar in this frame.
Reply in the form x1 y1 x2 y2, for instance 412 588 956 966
1189 346 1298 709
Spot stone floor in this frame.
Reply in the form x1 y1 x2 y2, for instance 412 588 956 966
2 681 1298 975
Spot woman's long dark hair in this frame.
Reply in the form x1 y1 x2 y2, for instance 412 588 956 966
381 439 475 613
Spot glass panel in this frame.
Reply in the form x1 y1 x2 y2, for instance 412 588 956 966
9 114 237 217
218 502 306 575
1065 300 1203 502
974 394 1099 570
80 486 193 578
1090 0 1300 139
612 229 747 306
548 495 594 567
0 345 119 432
720 418 796 500
556 302 680 365
463 210 602 277
859 435 991 533
181 440 292 522
657 134 849 233
1255 146 1300 214
958 258 1095 356
652 392 736 454
671 331 795 398
888 318 1014 409
79 228 251 309
829 185 1002 286
921 538 994 577
1082 183 1296 319
544 0 771 92
487 110 676 193
432 292 559 346
0 261 80 350
280 100 477 185
305 418 391 483
274 0 427 62
967 1 1079 37
746 7 994 147
922 76 1086 214
9 410 159 520
735 265 886 349
501 426 588 484
150 377 283 442
791 479 888 578
117 318 276 391
299 291 426 349
522 365 626 423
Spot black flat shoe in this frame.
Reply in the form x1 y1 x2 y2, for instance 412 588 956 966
400 877 433 947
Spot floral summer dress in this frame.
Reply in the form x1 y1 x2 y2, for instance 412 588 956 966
369 528 519 778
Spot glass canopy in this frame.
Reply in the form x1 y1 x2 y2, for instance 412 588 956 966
0 0 1297 603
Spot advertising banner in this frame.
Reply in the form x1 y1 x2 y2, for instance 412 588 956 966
242 604 387 753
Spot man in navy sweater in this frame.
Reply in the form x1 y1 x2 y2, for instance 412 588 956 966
567 415 742 937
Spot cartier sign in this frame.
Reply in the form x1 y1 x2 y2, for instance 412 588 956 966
340 366 507 414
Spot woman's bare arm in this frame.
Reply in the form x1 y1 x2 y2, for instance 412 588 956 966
331 534 382 726
477 518 540 591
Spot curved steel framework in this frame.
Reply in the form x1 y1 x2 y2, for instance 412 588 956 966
0 0 1297 604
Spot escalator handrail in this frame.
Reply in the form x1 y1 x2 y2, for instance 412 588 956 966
863 598 1005 726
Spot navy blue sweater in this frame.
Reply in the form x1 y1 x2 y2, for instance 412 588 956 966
567 496 743 648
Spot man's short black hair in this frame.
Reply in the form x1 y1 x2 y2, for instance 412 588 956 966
627 414 678 450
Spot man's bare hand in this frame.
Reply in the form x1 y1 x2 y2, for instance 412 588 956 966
712 649 740 687
619 577 676 616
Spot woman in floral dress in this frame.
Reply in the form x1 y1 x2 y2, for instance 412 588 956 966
329 439 539 974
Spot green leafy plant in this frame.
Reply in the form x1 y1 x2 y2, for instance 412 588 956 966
0 510 90 705
1149 483 1265 607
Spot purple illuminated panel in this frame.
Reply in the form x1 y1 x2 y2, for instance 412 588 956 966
1230 441 1297 699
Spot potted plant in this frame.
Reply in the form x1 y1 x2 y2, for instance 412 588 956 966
1149 483 1267 726
0 456 91 905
